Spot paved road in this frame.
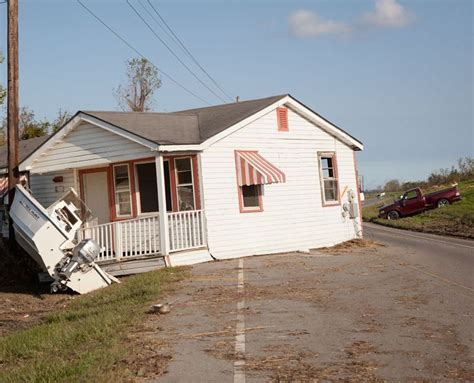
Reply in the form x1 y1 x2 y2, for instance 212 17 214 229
364 222 474 291
136 226 474 382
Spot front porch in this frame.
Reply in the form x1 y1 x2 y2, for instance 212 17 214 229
79 209 207 264
73 152 210 271
28 152 211 272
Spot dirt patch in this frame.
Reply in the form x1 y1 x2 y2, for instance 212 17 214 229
0 289 73 337
118 326 173 382
318 239 383 254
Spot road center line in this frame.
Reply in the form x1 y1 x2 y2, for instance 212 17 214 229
234 258 246 383
365 224 474 250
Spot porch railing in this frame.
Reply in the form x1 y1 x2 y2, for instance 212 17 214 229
79 210 206 262
168 210 206 252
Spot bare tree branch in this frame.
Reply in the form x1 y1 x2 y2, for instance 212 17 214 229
114 58 161 112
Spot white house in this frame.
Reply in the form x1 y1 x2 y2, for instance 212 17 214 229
0 94 364 274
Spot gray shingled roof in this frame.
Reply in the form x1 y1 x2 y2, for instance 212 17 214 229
0 95 287 169
83 112 200 145
0 135 50 172
172 94 287 142
84 94 286 145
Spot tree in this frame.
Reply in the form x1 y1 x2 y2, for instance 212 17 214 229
114 58 161 112
18 107 49 140
384 179 401 192
51 108 72 132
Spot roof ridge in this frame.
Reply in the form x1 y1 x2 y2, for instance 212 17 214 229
172 94 288 114
82 110 194 116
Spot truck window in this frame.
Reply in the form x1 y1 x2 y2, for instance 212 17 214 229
405 190 418 200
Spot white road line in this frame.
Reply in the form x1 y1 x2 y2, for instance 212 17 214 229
234 258 246 383
365 223 474 250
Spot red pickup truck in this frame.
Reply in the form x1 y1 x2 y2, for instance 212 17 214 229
378 185 461 220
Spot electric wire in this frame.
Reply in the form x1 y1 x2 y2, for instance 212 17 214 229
144 0 234 102
126 0 228 104
76 0 211 105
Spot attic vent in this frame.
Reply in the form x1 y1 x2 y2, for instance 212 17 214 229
277 107 288 132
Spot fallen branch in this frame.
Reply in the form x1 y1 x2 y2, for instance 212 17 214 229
181 325 272 339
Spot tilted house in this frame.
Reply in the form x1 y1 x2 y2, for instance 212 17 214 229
1 94 364 274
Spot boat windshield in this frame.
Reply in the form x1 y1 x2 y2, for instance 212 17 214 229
49 188 93 223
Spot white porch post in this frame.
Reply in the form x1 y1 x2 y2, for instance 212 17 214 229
155 154 170 257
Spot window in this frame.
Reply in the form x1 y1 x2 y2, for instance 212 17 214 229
319 153 339 205
175 157 195 211
135 162 173 213
404 190 418 200
113 164 132 216
240 184 262 211
277 107 288 132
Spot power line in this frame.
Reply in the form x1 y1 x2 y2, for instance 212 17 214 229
76 0 211 105
126 0 228 104
146 0 234 102
137 0 179 49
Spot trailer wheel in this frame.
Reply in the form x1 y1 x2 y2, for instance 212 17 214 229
387 210 400 220
437 199 450 208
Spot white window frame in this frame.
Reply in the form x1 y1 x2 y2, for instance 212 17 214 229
239 184 263 213
318 152 339 206
113 164 133 218
174 156 196 211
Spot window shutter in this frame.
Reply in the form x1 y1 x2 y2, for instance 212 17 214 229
277 107 288 132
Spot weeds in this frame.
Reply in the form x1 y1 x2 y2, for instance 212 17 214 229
0 267 186 382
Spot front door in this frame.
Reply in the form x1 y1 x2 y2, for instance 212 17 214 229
82 171 110 224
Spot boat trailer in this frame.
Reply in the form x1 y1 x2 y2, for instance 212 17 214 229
9 184 117 294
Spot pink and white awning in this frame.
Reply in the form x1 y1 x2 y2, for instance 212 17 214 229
0 174 28 198
235 151 286 186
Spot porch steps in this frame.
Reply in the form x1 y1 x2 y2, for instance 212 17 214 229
168 248 213 267
100 256 166 277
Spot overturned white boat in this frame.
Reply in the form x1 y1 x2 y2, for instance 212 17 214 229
9 184 117 294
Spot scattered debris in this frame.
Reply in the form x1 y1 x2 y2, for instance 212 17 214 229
151 303 171 314
318 239 383 254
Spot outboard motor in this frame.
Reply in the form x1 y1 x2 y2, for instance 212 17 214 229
67 239 101 275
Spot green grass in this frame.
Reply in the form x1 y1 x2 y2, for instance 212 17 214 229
0 267 186 383
363 179 474 238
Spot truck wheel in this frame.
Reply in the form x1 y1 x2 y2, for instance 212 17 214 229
387 211 400 220
437 199 450 208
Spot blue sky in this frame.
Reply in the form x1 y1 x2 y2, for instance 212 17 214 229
0 0 472 189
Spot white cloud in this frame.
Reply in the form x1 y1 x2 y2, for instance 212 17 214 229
289 9 352 38
362 0 413 27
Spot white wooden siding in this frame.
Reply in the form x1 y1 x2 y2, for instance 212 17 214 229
29 170 75 208
200 107 362 259
29 123 153 174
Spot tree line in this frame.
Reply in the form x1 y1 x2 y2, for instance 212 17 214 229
379 157 474 192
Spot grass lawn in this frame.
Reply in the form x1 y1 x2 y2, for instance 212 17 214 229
0 267 186 382
363 179 474 238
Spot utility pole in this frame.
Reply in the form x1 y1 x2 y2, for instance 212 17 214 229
7 0 19 241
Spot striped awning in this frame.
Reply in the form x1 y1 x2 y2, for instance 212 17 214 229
235 151 286 186
0 174 28 198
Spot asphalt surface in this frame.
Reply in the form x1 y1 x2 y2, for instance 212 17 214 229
140 225 474 382
364 222 474 290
